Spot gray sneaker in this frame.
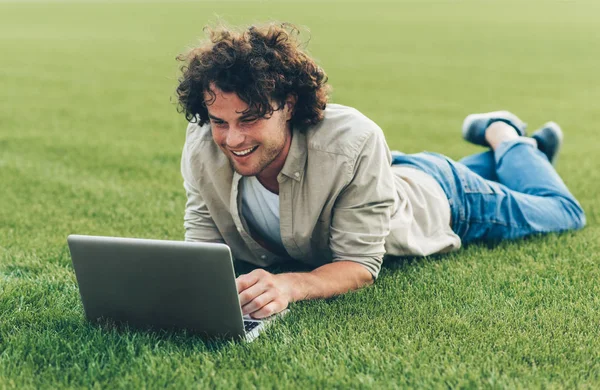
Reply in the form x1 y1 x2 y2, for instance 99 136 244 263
462 111 527 147
531 121 563 165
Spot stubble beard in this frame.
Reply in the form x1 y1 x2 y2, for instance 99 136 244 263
229 116 290 177
229 132 287 177
228 144 279 177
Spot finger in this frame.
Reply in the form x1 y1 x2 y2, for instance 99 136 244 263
249 300 285 319
235 269 263 293
241 289 277 315
238 280 270 308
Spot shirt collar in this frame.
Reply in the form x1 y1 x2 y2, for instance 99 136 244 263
278 129 307 182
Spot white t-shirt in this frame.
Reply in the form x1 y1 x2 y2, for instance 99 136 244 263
240 176 286 253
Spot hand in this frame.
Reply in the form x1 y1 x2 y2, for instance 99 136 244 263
236 269 292 319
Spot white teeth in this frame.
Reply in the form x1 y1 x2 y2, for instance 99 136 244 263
231 147 256 156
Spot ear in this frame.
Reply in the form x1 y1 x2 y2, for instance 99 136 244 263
284 95 297 121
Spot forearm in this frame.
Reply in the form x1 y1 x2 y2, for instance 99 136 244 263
277 261 374 302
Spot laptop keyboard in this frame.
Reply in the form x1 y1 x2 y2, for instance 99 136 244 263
244 320 260 332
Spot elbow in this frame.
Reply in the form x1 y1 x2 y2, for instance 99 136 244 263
359 266 376 288
365 269 376 284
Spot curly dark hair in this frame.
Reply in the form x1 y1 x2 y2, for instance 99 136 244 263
176 23 331 131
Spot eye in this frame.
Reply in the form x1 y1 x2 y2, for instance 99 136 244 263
211 119 227 128
241 117 259 125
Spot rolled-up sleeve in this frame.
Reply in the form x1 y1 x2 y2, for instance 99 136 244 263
181 140 225 243
329 130 396 279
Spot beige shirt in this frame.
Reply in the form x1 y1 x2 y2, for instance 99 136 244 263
181 104 460 279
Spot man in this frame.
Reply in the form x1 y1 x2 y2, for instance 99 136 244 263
176 23 585 320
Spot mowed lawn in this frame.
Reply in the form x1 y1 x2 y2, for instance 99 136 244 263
1 0 600 387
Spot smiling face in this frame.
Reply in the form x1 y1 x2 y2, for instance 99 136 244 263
205 85 293 187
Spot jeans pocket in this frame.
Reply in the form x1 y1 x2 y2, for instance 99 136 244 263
457 164 496 194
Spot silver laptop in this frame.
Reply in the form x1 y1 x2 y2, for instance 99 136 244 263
67 235 287 342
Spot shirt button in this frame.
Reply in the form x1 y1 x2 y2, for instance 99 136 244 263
294 172 300 177
260 255 267 260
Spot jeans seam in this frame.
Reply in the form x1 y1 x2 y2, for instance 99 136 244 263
459 215 527 229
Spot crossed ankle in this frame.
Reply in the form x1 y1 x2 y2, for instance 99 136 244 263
522 137 537 148
486 121 520 150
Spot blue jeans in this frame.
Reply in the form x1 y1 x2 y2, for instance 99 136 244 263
391 139 586 244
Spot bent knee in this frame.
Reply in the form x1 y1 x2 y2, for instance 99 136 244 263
560 197 586 231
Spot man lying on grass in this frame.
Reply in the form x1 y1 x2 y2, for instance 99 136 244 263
176 23 586 320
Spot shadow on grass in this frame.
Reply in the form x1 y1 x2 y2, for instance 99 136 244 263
46 315 241 353
94 320 239 352
380 231 572 274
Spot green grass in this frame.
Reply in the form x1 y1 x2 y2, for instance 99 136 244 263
1 0 600 387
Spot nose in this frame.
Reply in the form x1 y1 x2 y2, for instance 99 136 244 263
225 125 245 148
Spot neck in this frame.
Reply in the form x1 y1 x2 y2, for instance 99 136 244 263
256 128 293 195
